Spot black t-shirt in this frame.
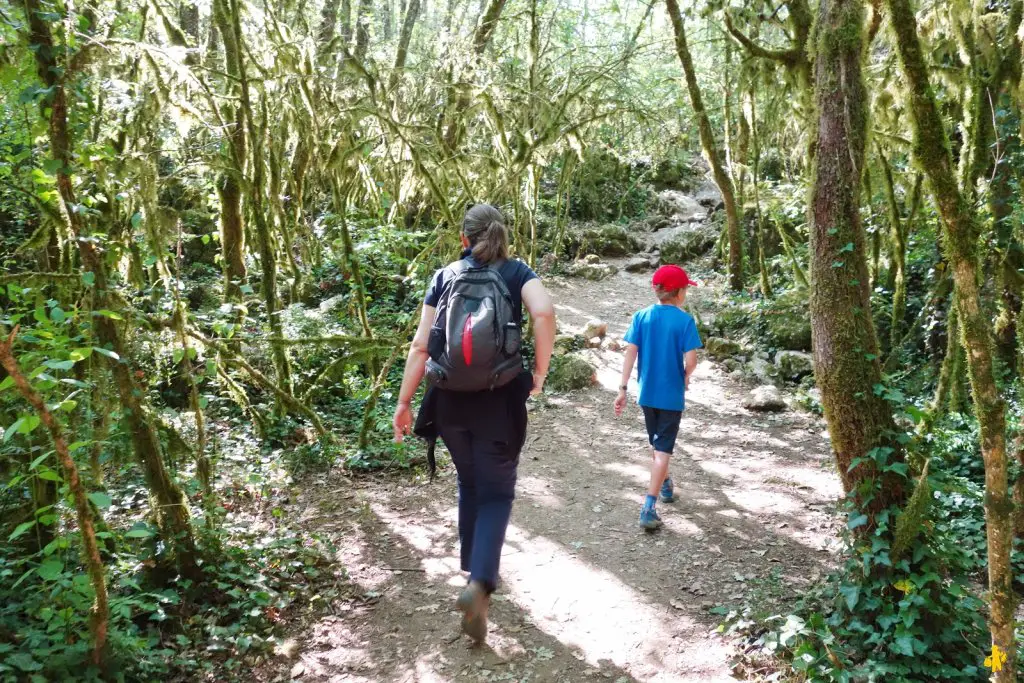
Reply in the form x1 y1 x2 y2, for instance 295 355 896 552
421 250 539 444
424 250 539 326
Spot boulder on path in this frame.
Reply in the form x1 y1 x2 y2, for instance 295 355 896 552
776 350 814 381
553 334 585 357
655 190 707 223
658 225 718 264
624 256 656 273
568 260 618 281
746 357 780 385
695 180 724 212
582 319 609 340
547 353 597 392
704 337 744 361
576 223 642 257
744 385 787 412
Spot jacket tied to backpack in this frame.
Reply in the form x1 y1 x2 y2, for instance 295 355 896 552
425 259 524 392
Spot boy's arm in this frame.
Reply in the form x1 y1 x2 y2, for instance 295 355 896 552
684 349 697 390
614 343 639 415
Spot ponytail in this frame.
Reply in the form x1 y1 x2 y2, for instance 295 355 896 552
462 204 509 264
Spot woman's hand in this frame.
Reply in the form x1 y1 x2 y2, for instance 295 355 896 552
531 372 546 396
393 402 413 442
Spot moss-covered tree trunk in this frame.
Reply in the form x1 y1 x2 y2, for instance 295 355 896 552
808 0 904 518
748 87 772 298
23 0 198 573
665 0 743 291
886 0 1015 673
877 146 908 350
213 0 247 306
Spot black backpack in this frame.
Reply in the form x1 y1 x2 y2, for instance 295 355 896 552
425 259 524 391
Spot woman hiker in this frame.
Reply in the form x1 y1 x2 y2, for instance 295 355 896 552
392 204 556 643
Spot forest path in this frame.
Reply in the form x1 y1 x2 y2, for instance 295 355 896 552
270 254 843 683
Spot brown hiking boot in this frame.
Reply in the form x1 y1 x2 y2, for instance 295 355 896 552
455 581 489 644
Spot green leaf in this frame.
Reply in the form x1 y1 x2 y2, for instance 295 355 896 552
70 347 93 361
93 309 124 320
29 453 49 469
18 415 41 434
92 347 120 360
49 306 66 323
891 633 915 656
8 520 36 541
172 348 185 364
43 359 75 370
838 584 859 610
847 514 868 530
36 557 64 581
839 242 854 253
88 492 112 509
7 652 43 672
57 399 78 412
0 376 13 392
126 526 155 539
37 469 61 482
81 271 95 287
131 211 142 229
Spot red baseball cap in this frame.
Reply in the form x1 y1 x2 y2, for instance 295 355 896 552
652 264 698 289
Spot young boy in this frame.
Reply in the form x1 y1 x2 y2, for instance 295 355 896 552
614 265 702 530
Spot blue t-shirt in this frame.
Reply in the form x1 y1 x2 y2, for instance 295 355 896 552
624 304 703 411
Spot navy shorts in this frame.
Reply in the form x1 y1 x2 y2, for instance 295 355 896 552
642 406 682 454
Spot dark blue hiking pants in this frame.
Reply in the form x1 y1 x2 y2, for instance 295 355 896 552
439 426 519 594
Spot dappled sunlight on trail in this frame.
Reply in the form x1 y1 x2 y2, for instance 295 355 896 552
268 262 843 682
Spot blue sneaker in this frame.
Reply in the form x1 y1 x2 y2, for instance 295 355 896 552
639 506 663 530
660 478 675 503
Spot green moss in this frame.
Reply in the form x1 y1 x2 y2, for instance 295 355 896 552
546 353 595 392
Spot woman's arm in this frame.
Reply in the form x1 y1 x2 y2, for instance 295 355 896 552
521 278 555 395
393 304 435 442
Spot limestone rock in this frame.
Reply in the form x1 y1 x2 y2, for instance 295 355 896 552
695 180 725 212
583 253 602 264
657 226 717 264
577 224 642 257
704 337 743 361
582 319 609 340
624 256 655 273
586 336 603 349
568 261 618 281
776 350 814 381
318 294 346 313
553 334 584 357
655 190 707 223
746 357 780 385
547 353 597 392
744 385 786 412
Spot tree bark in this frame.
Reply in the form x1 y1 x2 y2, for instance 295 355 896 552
886 0 1015 673
388 0 421 92
354 0 373 61
665 0 743 291
442 0 509 151
212 0 247 306
748 88 772 298
809 0 904 518
0 328 110 667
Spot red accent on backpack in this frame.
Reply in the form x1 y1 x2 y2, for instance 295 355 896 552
462 315 473 366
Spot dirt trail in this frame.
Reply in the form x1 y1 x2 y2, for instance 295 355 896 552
270 262 843 683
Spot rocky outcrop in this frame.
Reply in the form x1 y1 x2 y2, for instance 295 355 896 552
743 385 787 412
